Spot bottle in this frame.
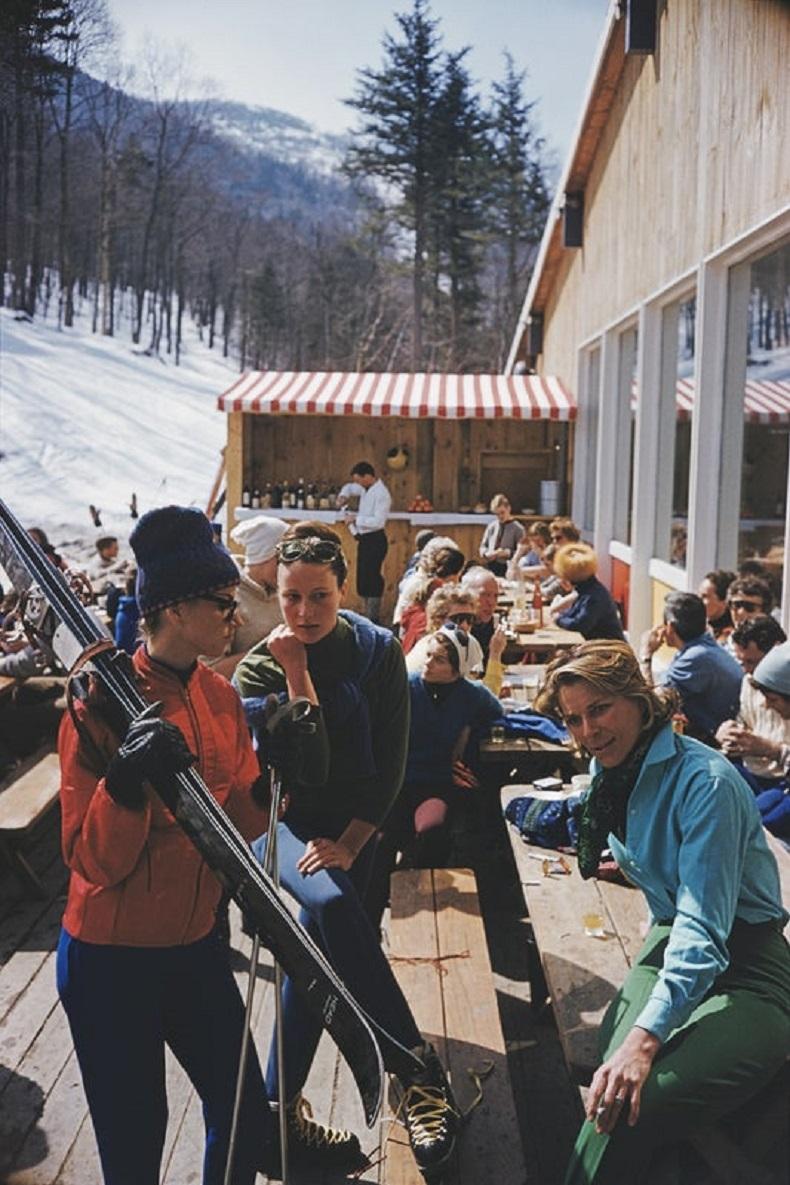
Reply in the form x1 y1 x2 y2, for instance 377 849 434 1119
262 482 272 509
241 483 251 508
319 481 330 511
251 486 261 510
533 582 543 628
282 479 291 508
297 477 306 510
305 482 316 511
271 480 282 510
328 484 337 510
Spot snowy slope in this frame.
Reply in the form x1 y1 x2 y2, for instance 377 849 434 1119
0 304 234 558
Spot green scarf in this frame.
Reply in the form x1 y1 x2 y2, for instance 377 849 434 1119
576 722 661 880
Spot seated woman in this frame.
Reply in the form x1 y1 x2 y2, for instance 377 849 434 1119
233 522 459 1179
396 540 465 653
536 641 790 1185
394 624 502 868
550 543 625 641
405 585 484 675
510 520 552 578
697 568 736 642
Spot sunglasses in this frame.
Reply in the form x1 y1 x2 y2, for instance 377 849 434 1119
729 599 763 612
276 537 343 564
447 612 476 626
201 593 239 621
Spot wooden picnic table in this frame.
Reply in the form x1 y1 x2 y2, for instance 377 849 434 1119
0 675 17 700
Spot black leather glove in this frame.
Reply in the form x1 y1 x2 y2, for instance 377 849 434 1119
105 705 195 810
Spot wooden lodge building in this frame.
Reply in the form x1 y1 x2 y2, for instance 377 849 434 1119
217 372 574 619
507 0 790 638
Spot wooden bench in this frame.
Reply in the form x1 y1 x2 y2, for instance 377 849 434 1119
383 867 527 1184
501 785 790 1184
0 747 61 896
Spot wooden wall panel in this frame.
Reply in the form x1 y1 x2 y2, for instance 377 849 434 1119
539 0 790 384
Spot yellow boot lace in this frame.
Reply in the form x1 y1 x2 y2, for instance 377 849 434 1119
288 1094 356 1150
400 1083 456 1147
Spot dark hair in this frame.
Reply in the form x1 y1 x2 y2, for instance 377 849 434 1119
731 614 786 653
702 569 737 600
415 529 436 551
430 631 460 674
432 546 465 580
350 461 375 478
278 520 348 584
96 535 118 552
663 591 706 641
728 575 773 613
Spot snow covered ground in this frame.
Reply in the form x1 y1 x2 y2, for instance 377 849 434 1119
0 301 235 570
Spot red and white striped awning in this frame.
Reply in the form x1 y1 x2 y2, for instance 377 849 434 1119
217 371 575 420
632 377 790 424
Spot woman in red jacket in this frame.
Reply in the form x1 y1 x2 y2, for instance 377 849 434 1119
56 507 277 1185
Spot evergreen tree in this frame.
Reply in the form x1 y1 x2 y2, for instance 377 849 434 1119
427 50 489 369
344 0 445 369
488 52 550 363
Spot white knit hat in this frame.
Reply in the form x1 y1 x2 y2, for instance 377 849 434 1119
230 515 288 566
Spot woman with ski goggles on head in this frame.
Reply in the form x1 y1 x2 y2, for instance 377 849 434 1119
234 520 460 1179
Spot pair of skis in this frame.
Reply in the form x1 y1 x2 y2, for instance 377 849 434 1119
0 496 419 1132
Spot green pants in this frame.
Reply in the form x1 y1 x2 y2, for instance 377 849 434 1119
564 920 790 1185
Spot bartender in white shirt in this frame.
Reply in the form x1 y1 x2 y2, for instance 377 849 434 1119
340 460 392 623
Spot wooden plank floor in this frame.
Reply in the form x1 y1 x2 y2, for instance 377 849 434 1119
0 799 581 1184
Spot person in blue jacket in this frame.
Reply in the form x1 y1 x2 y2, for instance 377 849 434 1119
551 543 625 641
394 623 502 867
536 640 790 1185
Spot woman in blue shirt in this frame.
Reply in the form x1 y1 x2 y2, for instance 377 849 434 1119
395 624 502 867
536 640 790 1184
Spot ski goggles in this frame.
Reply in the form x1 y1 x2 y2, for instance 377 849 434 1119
276 537 344 565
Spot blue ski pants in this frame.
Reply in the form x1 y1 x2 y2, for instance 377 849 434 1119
56 926 274 1185
252 820 422 1102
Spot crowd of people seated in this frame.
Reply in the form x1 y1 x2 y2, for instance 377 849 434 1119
4 498 788 1185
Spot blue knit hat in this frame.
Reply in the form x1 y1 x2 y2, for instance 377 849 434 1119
131 505 240 614
752 641 790 697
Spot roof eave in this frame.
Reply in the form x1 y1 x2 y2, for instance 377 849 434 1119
505 1 625 374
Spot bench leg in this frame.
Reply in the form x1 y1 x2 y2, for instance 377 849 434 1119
0 834 47 897
526 921 549 1012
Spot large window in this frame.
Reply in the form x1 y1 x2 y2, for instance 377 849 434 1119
612 325 637 545
736 240 790 598
654 292 696 568
577 345 600 533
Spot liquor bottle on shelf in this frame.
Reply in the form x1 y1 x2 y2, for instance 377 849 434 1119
251 486 261 510
305 482 316 511
271 480 282 510
328 484 337 510
262 482 272 509
319 481 330 511
282 480 292 508
241 483 251 508
296 477 306 510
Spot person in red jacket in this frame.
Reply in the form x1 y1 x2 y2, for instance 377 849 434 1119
56 506 278 1185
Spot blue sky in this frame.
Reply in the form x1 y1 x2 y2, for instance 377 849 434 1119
105 0 610 164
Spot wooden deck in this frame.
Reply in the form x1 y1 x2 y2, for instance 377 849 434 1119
0 797 582 1184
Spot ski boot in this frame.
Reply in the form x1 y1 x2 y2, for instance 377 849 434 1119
285 1092 369 1175
400 1042 460 1181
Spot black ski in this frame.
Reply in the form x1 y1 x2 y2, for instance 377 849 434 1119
0 497 420 1126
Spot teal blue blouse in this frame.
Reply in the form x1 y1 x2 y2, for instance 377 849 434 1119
591 724 787 1043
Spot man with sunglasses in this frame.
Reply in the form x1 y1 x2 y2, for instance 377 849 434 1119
726 575 774 629
341 460 391 623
